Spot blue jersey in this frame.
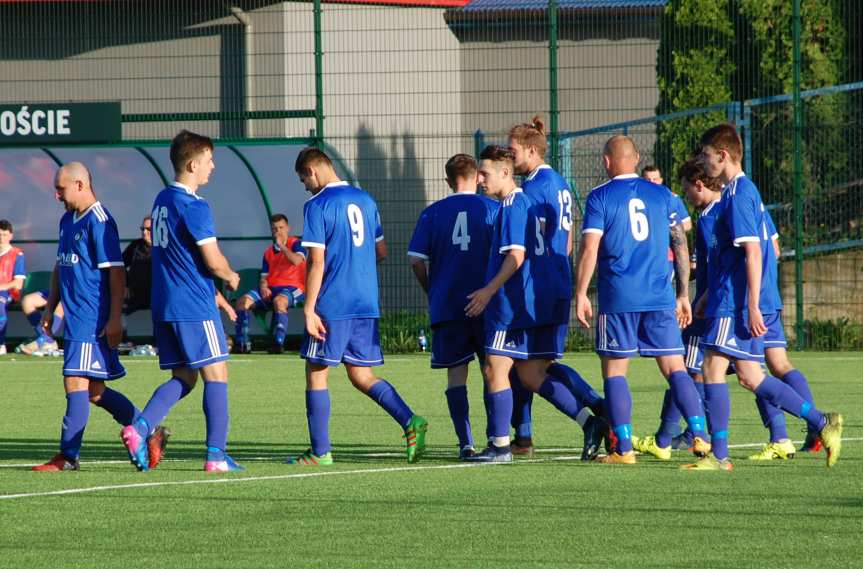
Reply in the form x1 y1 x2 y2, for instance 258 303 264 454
56 202 124 341
693 198 721 306
407 193 497 326
763 208 783 311
669 191 691 228
150 183 219 322
581 174 678 314
522 165 574 301
705 173 779 317
302 181 383 321
485 189 555 330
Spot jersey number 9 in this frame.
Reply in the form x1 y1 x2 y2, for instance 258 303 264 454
151 206 169 248
347 203 365 247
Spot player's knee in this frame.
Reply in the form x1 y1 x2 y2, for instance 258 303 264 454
273 296 289 312
766 352 793 377
347 367 376 392
237 295 253 311
88 381 106 403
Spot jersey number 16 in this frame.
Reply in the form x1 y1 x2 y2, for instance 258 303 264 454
151 206 170 248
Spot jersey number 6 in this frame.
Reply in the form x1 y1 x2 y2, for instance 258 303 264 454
628 198 649 242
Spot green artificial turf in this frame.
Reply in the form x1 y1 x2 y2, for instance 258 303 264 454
0 352 860 568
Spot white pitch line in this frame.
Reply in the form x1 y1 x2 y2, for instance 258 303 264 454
1 437 859 501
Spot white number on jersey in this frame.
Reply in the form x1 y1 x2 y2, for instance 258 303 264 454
557 190 573 232
451 211 471 251
628 198 649 242
534 217 546 255
151 206 169 248
347 203 365 247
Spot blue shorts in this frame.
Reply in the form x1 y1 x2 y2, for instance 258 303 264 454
763 312 787 349
682 323 704 375
246 286 305 310
485 324 565 360
63 338 126 380
431 318 485 369
701 315 764 362
595 310 684 358
155 319 229 370
301 317 383 367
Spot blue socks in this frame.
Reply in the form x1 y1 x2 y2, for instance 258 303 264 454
0 299 7 344
138 377 193 437
510 370 533 439
755 395 788 442
60 391 90 460
274 312 289 345
667 371 708 439
547 363 604 414
203 381 229 451
537 377 589 426
366 380 413 429
306 389 331 456
95 387 140 426
445 385 473 449
755 375 826 432
603 376 633 453
782 369 814 405
704 383 730 460
235 309 250 343
656 389 682 448
486 388 513 439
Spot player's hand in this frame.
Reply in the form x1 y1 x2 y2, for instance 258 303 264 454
464 287 492 318
676 296 692 329
749 306 767 338
575 293 592 328
694 295 707 319
102 315 123 349
225 271 240 292
223 304 237 322
304 309 327 341
260 284 272 301
39 312 54 339
275 234 289 251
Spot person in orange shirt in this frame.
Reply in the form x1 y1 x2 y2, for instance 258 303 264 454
233 214 306 354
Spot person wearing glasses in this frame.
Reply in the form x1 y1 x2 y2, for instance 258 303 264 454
122 215 153 321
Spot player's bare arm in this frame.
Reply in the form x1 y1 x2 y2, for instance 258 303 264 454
102 266 125 348
409 257 430 294
670 223 692 328
303 246 327 340
574 232 600 328
40 264 61 336
742 241 766 337
375 239 387 264
465 248 523 317
199 241 240 291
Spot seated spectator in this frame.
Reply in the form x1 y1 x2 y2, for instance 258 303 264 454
17 292 64 355
123 215 152 316
233 214 306 354
0 220 26 355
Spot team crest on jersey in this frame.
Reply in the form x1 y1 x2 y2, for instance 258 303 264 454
74 232 83 241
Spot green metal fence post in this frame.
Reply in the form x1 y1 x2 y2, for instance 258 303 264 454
793 0 805 349
548 0 559 171
314 0 324 150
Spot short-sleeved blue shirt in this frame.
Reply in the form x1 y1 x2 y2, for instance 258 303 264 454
693 198 721 306
56 202 125 341
150 183 219 322
302 181 384 321
705 173 780 317
485 189 556 330
581 174 678 314
407 192 497 326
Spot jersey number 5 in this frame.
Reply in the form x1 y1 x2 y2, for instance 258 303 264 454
151 206 169 248
628 198 649 242
347 203 365 247
452 211 471 251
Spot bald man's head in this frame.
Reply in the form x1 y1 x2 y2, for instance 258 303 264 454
602 135 640 178
54 161 95 212
57 162 93 188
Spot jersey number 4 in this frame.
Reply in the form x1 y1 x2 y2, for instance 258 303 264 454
452 211 471 251
151 206 170 248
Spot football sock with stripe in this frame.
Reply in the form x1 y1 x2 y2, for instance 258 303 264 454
138 377 193 437
486 388 513 446
668 370 708 440
547 362 604 415
510 370 534 439
366 380 413 429
445 385 473 450
203 381 229 452
755 375 826 431
60 390 90 461
755 395 788 442
274 312 289 345
656 389 682 448
234 309 250 344
95 387 140 426
306 389 331 456
704 383 730 460
604 376 633 453
782 369 815 405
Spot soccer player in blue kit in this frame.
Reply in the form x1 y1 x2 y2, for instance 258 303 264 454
33 163 167 472
464 146 604 463
685 124 843 470
121 130 244 473
575 136 711 465
506 118 606 458
408 154 496 459
288 147 428 466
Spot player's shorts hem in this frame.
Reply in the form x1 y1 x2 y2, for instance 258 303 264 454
701 343 764 362
639 347 686 357
764 340 788 347
430 353 475 369
159 353 230 370
595 348 639 358
301 354 344 367
342 355 384 366
62 368 126 381
485 347 562 360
